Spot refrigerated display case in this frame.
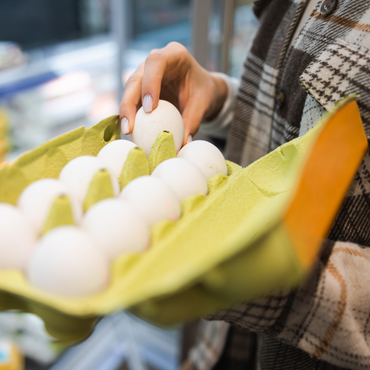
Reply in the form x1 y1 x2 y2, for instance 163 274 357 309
192 0 257 75
0 0 192 158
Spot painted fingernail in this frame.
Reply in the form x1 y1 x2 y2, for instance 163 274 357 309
143 94 153 113
187 134 193 144
121 117 129 135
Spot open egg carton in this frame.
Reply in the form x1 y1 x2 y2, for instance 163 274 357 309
0 97 367 344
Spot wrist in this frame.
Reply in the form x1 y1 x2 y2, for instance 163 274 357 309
203 73 228 122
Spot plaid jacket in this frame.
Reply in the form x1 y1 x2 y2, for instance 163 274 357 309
186 0 370 369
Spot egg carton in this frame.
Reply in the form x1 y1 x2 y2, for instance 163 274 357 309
0 97 366 345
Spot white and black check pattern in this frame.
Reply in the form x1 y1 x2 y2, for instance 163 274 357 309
301 38 370 136
185 0 370 369
188 320 230 369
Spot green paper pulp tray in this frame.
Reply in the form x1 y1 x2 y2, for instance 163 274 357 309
0 97 366 344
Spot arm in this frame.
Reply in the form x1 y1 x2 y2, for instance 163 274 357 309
198 72 240 140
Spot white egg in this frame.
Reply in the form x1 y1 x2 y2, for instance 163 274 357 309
152 158 208 202
177 140 228 180
82 198 150 261
59 156 119 204
120 176 180 226
97 140 137 178
27 226 109 297
0 203 36 271
132 100 184 156
17 178 82 235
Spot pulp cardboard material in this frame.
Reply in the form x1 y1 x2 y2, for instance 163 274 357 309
0 97 366 344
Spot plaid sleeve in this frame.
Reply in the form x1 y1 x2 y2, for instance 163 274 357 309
203 238 370 369
184 320 258 370
184 320 230 370
203 145 370 368
186 21 370 369
205 289 291 333
204 287 291 333
199 35 370 368
272 240 370 369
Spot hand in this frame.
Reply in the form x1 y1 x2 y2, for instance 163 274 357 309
119 42 228 146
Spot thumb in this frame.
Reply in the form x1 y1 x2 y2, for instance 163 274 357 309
181 99 207 146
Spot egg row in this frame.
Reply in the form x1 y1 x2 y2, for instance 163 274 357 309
0 98 228 297
0 196 150 294
16 133 227 240
0 145 226 298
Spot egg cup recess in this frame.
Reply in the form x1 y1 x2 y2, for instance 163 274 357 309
0 117 229 343
0 97 367 344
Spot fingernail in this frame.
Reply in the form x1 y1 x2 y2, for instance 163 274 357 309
121 117 129 135
143 94 153 113
187 135 193 144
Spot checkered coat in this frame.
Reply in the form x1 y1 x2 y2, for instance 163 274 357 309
185 0 370 369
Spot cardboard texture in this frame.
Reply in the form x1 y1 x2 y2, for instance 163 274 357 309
42 195 75 235
148 130 177 174
0 97 366 344
0 115 120 205
83 169 115 212
119 147 149 189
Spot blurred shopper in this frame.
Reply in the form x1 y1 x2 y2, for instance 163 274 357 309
120 0 370 369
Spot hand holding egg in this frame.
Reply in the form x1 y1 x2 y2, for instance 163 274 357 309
119 42 228 144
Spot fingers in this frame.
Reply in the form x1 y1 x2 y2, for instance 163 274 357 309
119 62 144 135
181 72 228 146
142 42 204 146
140 49 164 113
120 42 194 137
181 96 207 147
141 42 190 113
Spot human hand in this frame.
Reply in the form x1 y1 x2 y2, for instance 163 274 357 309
119 42 228 146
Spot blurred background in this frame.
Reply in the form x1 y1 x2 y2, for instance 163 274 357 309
0 0 257 369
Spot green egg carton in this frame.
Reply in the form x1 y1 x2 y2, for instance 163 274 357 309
0 97 366 344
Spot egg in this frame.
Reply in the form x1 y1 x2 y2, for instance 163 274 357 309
131 100 184 156
97 140 137 178
120 176 180 226
177 140 228 180
17 178 82 235
27 226 109 297
0 203 36 271
82 198 150 261
152 158 208 202
59 155 119 204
